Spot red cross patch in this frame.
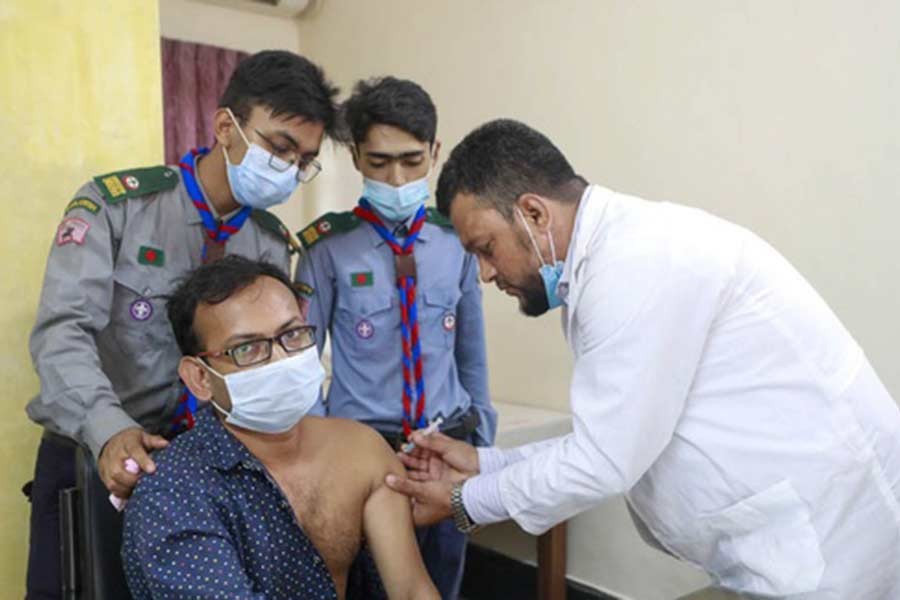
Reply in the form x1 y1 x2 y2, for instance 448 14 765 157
122 175 140 190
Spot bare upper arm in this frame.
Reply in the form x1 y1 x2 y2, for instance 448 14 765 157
356 427 439 600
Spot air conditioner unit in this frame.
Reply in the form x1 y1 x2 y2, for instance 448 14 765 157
193 0 312 18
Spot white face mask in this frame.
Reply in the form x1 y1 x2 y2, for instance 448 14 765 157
222 108 301 210
205 348 325 434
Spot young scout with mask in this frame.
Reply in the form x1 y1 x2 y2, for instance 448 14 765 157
293 77 497 599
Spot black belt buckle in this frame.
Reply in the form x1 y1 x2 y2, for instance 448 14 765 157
444 408 481 441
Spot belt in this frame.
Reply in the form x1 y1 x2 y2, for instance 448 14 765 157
377 408 480 452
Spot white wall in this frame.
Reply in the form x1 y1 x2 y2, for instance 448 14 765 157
159 0 302 55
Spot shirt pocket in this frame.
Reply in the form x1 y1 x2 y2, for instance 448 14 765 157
420 288 462 350
700 479 825 596
334 292 398 358
110 265 175 347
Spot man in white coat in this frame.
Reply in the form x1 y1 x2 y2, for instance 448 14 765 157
385 118 900 598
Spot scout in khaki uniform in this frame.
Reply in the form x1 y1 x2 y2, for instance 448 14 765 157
24 51 338 600
294 77 496 600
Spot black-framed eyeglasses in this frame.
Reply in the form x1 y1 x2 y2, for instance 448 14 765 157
197 325 317 367
253 129 323 183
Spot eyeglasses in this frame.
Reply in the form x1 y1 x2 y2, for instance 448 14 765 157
225 107 322 184
252 128 323 184
197 326 317 367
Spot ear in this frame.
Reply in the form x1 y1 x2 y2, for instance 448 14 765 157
516 193 552 232
212 107 238 147
178 356 215 402
430 140 442 166
350 144 362 173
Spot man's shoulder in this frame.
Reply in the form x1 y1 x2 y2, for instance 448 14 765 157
90 164 181 206
58 165 181 222
305 416 393 460
131 426 216 497
424 206 453 230
248 209 302 255
296 210 363 251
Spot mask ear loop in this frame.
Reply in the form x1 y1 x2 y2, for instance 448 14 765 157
547 228 558 265
516 206 554 267
196 357 234 419
225 107 253 148
221 107 253 167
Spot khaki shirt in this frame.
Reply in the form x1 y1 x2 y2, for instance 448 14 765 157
26 165 291 458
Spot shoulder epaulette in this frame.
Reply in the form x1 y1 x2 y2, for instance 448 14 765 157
92 165 178 205
297 211 361 250
425 206 454 229
250 209 302 254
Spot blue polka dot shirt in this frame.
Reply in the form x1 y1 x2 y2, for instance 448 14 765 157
121 406 385 599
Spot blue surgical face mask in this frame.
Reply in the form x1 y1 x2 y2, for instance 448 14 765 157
223 108 301 210
516 207 565 310
362 176 430 222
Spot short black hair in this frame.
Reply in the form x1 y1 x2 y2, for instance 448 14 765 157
436 119 586 220
167 256 299 356
340 76 437 146
219 50 340 138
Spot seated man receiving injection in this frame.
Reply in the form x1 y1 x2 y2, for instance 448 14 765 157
121 256 438 600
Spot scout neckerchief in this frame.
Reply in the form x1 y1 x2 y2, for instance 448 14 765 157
169 388 198 435
353 198 428 438
169 148 251 435
178 147 252 264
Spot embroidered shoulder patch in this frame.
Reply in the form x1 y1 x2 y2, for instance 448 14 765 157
64 197 100 215
250 209 302 254
92 165 178 205
425 207 453 229
297 211 361 250
56 217 90 246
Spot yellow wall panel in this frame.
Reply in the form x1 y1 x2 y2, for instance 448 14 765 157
0 1 163 593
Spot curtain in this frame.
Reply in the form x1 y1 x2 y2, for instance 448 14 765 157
161 38 248 165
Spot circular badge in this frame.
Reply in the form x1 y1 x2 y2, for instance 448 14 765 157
442 312 457 332
130 298 153 321
122 175 140 190
317 221 332 234
356 319 374 339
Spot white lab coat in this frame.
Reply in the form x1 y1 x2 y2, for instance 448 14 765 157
490 185 900 598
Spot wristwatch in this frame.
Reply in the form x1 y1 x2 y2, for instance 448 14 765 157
451 481 480 534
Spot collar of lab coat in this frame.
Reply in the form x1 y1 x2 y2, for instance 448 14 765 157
559 184 610 344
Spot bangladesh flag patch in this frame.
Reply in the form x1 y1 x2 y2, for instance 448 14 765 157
351 271 373 287
138 245 165 267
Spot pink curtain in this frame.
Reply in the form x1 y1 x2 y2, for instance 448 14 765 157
161 38 248 165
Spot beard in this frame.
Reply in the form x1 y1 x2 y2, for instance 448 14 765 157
517 271 550 317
